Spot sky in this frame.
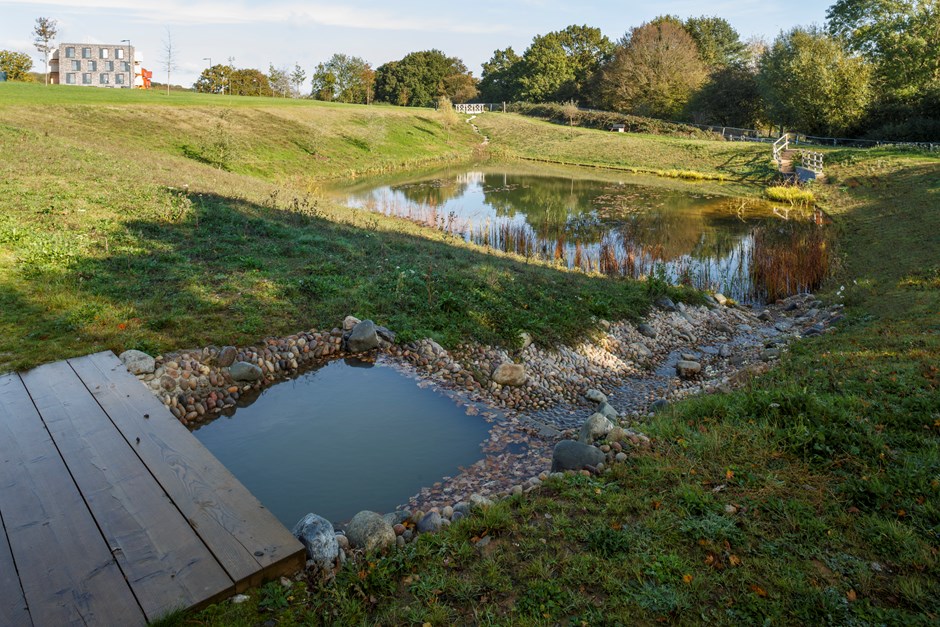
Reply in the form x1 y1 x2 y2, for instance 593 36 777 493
2 0 829 87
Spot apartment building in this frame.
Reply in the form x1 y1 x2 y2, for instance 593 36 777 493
50 43 137 88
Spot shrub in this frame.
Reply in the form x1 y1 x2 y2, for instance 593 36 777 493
765 186 815 205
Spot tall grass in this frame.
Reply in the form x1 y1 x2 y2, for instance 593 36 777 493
766 185 816 205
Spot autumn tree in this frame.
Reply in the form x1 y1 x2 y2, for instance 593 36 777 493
684 16 747 69
758 26 872 136
311 54 375 104
599 21 707 119
0 50 33 81
516 25 613 105
32 17 57 86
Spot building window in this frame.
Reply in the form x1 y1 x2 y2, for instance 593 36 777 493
116 48 124 59
106 60 114 71
88 60 97 72
123 62 131 72
82 47 91 59
100 73 109 84
71 60 81 71
115 73 124 85
65 47 75 58
100 48 109 59
66 73 75 84
82 73 92 84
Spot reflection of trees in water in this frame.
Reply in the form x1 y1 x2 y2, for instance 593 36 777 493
356 170 829 303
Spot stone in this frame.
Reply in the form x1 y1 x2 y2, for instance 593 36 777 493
718 344 732 358
343 315 361 331
714 293 728 306
230 361 263 382
231 594 250 604
382 511 412 527
416 511 442 533
650 399 670 413
630 343 653 358
597 402 619 419
375 326 396 344
715 321 735 335
492 363 526 387
120 350 155 375
615 452 628 463
442 506 454 519
345 511 396 552
347 320 379 353
608 426 626 442
758 310 773 322
585 389 607 404
453 502 472 517
637 323 657 339
676 360 702 379
217 346 238 367
656 296 677 311
578 413 614 444
469 493 495 509
291 513 339 571
551 439 605 472
760 348 781 361
518 331 533 350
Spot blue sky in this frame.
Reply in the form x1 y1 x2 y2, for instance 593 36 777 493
2 1 829 87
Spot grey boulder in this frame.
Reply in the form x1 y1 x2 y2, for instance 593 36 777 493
492 363 526 387
585 389 607 404
676 360 702 379
579 413 614 443
345 511 395 552
347 320 379 352
230 361 263 382
551 440 605 472
416 511 442 534
119 350 155 375
637 323 657 339
291 513 339 571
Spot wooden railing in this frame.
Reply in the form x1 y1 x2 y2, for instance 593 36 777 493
800 150 825 174
454 103 487 114
772 133 791 169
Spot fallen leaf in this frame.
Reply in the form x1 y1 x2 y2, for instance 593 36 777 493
750 584 768 597
726 469 734 480
705 554 716 567
847 589 857 602
729 555 742 567
682 574 693 584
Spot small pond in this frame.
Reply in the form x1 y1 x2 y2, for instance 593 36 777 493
193 357 491 527
330 163 829 303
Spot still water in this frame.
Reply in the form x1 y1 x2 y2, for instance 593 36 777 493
332 163 828 303
193 358 490 527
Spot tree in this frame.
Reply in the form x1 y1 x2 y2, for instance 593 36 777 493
599 21 707 119
194 64 233 94
311 54 375 104
227 68 272 97
0 50 33 81
479 47 522 102
32 17 57 86
268 64 290 97
290 63 306 97
686 64 763 127
827 0 940 93
758 26 872 136
374 50 476 107
160 28 179 96
684 16 747 70
516 25 613 105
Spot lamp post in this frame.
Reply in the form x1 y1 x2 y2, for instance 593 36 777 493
120 39 131 89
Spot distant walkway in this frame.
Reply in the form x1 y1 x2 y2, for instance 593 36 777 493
773 133 825 182
0 351 304 625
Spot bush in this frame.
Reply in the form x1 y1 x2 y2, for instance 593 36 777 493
765 186 815 205
508 102 721 140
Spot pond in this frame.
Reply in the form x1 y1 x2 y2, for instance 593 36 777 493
330 163 829 303
192 357 491 527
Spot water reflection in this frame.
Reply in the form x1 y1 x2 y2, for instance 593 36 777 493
333 165 829 303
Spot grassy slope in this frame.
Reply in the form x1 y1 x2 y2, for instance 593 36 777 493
0 84 711 372
191 137 939 624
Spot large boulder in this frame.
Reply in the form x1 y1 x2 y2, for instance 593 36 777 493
345 511 395 552
578 413 614 444
216 346 238 367
492 363 526 387
637 323 657 339
347 320 379 353
343 315 361 331
585 389 607 404
230 361 263 382
676 360 701 379
291 513 339 571
119 350 155 375
551 440 605 472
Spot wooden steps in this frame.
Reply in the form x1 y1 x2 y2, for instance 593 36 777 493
0 352 305 625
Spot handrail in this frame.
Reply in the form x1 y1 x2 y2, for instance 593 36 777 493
800 150 824 174
772 133 790 168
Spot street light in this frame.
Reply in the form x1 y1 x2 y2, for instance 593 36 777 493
120 39 131 89
203 57 213 93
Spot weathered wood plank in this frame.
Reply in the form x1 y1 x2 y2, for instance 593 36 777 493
0 508 32 627
0 373 144 627
69 351 305 589
20 362 235 621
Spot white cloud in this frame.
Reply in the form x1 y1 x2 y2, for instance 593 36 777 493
5 0 511 34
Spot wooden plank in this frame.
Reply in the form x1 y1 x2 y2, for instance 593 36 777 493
20 362 235 621
68 351 305 589
0 373 145 627
0 509 32 627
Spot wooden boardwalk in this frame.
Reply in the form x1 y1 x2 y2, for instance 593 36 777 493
0 351 305 626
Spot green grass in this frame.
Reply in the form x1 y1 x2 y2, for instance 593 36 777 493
766 185 817 204
186 146 938 625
